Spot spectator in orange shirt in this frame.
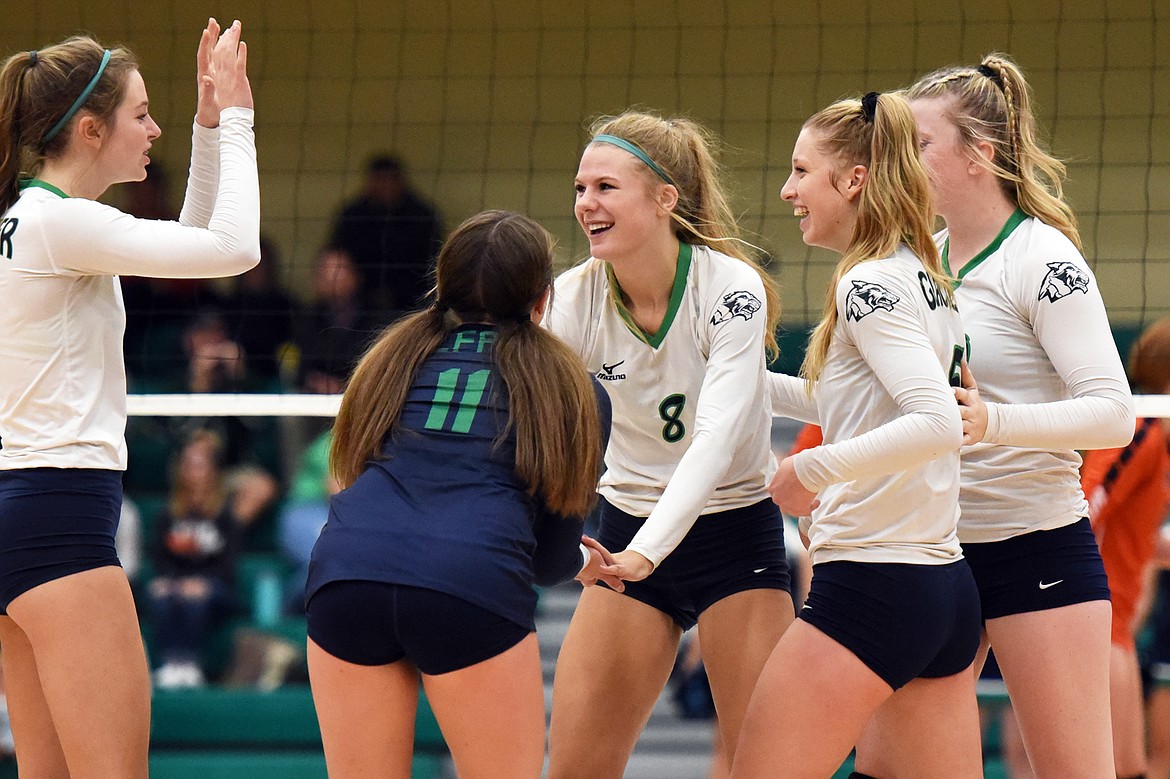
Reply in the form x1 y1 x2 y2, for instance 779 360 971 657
1082 318 1170 779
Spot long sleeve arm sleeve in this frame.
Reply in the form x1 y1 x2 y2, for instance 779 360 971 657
982 259 1134 450
623 283 771 568
44 107 259 279
177 119 221 228
793 282 962 492
768 370 819 423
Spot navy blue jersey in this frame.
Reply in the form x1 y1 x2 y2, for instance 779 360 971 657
305 324 609 630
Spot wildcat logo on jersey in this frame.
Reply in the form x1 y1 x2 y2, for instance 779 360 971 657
1038 261 1090 302
596 360 627 382
710 291 762 326
845 280 899 322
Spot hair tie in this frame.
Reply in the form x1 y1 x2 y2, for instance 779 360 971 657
42 48 111 146
977 63 1003 89
28 50 38 66
591 134 676 186
434 300 450 313
860 91 880 123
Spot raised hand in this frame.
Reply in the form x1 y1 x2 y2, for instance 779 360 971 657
954 360 987 446
194 18 220 128
195 18 253 129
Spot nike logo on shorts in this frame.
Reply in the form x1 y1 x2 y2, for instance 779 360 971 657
1038 579 1064 590
753 567 767 574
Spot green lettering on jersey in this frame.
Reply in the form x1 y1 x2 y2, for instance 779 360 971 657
424 368 491 434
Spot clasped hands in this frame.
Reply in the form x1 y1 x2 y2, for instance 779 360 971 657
576 536 656 590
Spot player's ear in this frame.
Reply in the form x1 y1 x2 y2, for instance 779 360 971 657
968 139 995 173
842 164 868 202
75 113 105 145
656 183 679 215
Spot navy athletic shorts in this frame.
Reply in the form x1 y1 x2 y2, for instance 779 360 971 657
799 559 981 690
306 580 532 675
961 517 1110 621
596 497 790 631
0 468 123 614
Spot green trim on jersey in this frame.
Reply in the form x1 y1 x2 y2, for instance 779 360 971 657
605 241 693 349
942 208 1027 286
17 179 70 199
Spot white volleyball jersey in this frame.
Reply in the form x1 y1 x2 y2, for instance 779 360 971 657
546 243 774 568
769 246 965 566
0 108 260 471
941 213 1134 543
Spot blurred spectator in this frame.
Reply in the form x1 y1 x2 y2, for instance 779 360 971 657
278 429 339 611
221 235 300 385
184 310 248 394
1082 317 1170 779
291 246 385 394
329 154 441 316
149 430 278 689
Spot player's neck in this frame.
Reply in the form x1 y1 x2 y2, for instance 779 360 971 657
608 234 679 311
36 157 110 201
941 193 1017 267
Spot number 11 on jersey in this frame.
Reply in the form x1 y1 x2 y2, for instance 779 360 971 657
425 368 489 434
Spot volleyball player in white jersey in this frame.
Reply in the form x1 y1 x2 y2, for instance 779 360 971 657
851 55 1135 779
545 110 794 777
731 92 982 779
0 20 257 777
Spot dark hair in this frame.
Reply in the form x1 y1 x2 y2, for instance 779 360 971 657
0 36 138 213
366 154 403 175
331 210 604 517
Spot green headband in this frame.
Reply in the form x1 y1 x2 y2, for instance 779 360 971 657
42 49 112 146
592 134 676 186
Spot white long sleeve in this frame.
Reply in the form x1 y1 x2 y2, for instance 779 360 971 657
43 107 259 279
178 119 221 228
767 370 819 424
794 272 962 491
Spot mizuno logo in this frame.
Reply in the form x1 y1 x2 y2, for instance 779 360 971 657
596 360 627 382
1038 580 1064 590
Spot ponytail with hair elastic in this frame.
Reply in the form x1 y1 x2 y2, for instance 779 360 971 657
907 52 1080 251
799 92 948 385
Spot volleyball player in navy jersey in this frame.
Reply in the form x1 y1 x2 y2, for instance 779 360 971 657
305 210 615 779
853 54 1135 779
732 92 982 778
0 20 256 777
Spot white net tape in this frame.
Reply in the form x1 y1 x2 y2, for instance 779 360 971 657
127 394 1170 419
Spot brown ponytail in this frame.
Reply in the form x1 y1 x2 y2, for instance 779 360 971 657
331 210 603 517
0 37 137 214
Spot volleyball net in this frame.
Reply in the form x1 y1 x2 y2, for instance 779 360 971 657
4 1 1167 478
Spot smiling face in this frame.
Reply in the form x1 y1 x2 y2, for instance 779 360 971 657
94 69 161 186
910 96 976 223
780 127 860 254
574 142 674 263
